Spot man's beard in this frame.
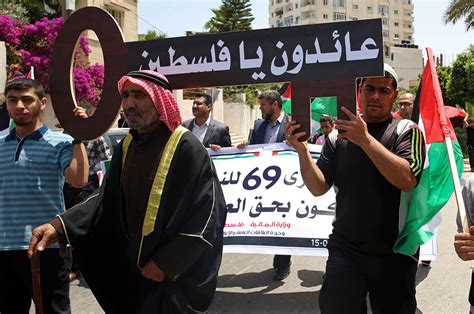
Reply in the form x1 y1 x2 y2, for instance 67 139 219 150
262 110 273 120
124 107 159 130
10 105 41 126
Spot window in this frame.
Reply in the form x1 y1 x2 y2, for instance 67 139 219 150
277 19 284 27
394 9 399 14
367 6 373 12
404 12 411 16
404 0 412 4
394 21 399 26
323 0 329 5
295 3 298 8
378 5 388 15
351 17 358 20
107 8 124 27
333 0 345 8
382 30 389 38
352 4 358 9
382 18 389 26
405 23 412 28
295 16 300 24
394 33 399 39
333 12 346 20
284 15 294 26
323 13 329 19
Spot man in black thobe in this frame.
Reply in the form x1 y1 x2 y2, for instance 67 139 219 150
28 70 227 313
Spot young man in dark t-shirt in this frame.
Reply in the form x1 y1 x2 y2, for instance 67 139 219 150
286 64 426 313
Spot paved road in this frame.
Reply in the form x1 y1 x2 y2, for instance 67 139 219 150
59 169 474 313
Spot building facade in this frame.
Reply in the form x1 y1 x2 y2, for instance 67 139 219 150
269 0 414 47
268 0 422 88
68 0 138 64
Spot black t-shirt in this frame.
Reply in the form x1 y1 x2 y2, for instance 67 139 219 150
0 105 9 131
316 117 425 254
467 126 474 147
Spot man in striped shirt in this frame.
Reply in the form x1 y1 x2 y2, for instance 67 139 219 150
0 78 88 313
286 64 426 313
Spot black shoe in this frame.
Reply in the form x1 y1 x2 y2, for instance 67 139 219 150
69 271 81 282
273 265 290 281
421 260 431 267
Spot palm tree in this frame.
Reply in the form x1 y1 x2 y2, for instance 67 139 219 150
444 0 474 31
204 0 254 33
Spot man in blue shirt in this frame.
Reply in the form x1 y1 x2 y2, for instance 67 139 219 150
0 78 88 313
238 90 291 281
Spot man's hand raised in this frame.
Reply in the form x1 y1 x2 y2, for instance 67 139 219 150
28 223 58 258
285 119 307 154
334 106 370 148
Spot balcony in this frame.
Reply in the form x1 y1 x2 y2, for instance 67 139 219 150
274 6 284 15
300 4 317 13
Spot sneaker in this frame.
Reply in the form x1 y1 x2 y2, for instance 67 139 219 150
420 260 431 267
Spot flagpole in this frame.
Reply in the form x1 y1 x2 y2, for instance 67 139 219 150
444 135 468 232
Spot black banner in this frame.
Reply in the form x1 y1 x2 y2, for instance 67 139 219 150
127 19 383 89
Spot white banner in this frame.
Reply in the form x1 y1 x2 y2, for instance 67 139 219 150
210 143 437 260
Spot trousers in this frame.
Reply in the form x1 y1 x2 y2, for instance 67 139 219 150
0 249 71 314
319 240 418 314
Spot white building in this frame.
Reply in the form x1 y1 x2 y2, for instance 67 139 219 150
268 0 422 89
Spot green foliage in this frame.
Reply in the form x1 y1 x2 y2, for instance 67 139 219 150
223 84 281 107
437 65 452 104
0 0 29 24
448 45 474 107
0 0 60 23
205 0 254 33
138 29 167 41
444 0 474 31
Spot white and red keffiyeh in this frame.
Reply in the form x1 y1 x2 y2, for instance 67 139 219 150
117 70 182 131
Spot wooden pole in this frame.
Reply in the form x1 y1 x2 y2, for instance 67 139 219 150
31 252 43 314
444 135 468 232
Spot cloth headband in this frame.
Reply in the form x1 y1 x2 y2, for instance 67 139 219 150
126 71 173 91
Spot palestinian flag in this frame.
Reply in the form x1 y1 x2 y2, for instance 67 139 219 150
393 48 464 255
278 83 337 134
279 83 292 114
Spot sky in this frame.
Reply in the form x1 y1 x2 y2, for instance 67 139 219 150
137 0 473 65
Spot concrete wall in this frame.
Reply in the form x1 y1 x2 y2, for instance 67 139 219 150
386 46 423 89
223 101 259 139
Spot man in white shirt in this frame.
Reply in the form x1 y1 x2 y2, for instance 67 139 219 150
182 93 231 151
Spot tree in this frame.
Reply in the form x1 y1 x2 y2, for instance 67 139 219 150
447 45 474 108
436 65 452 104
138 29 167 41
444 0 474 31
204 0 254 33
0 0 29 24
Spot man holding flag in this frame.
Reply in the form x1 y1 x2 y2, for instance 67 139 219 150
286 64 426 313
